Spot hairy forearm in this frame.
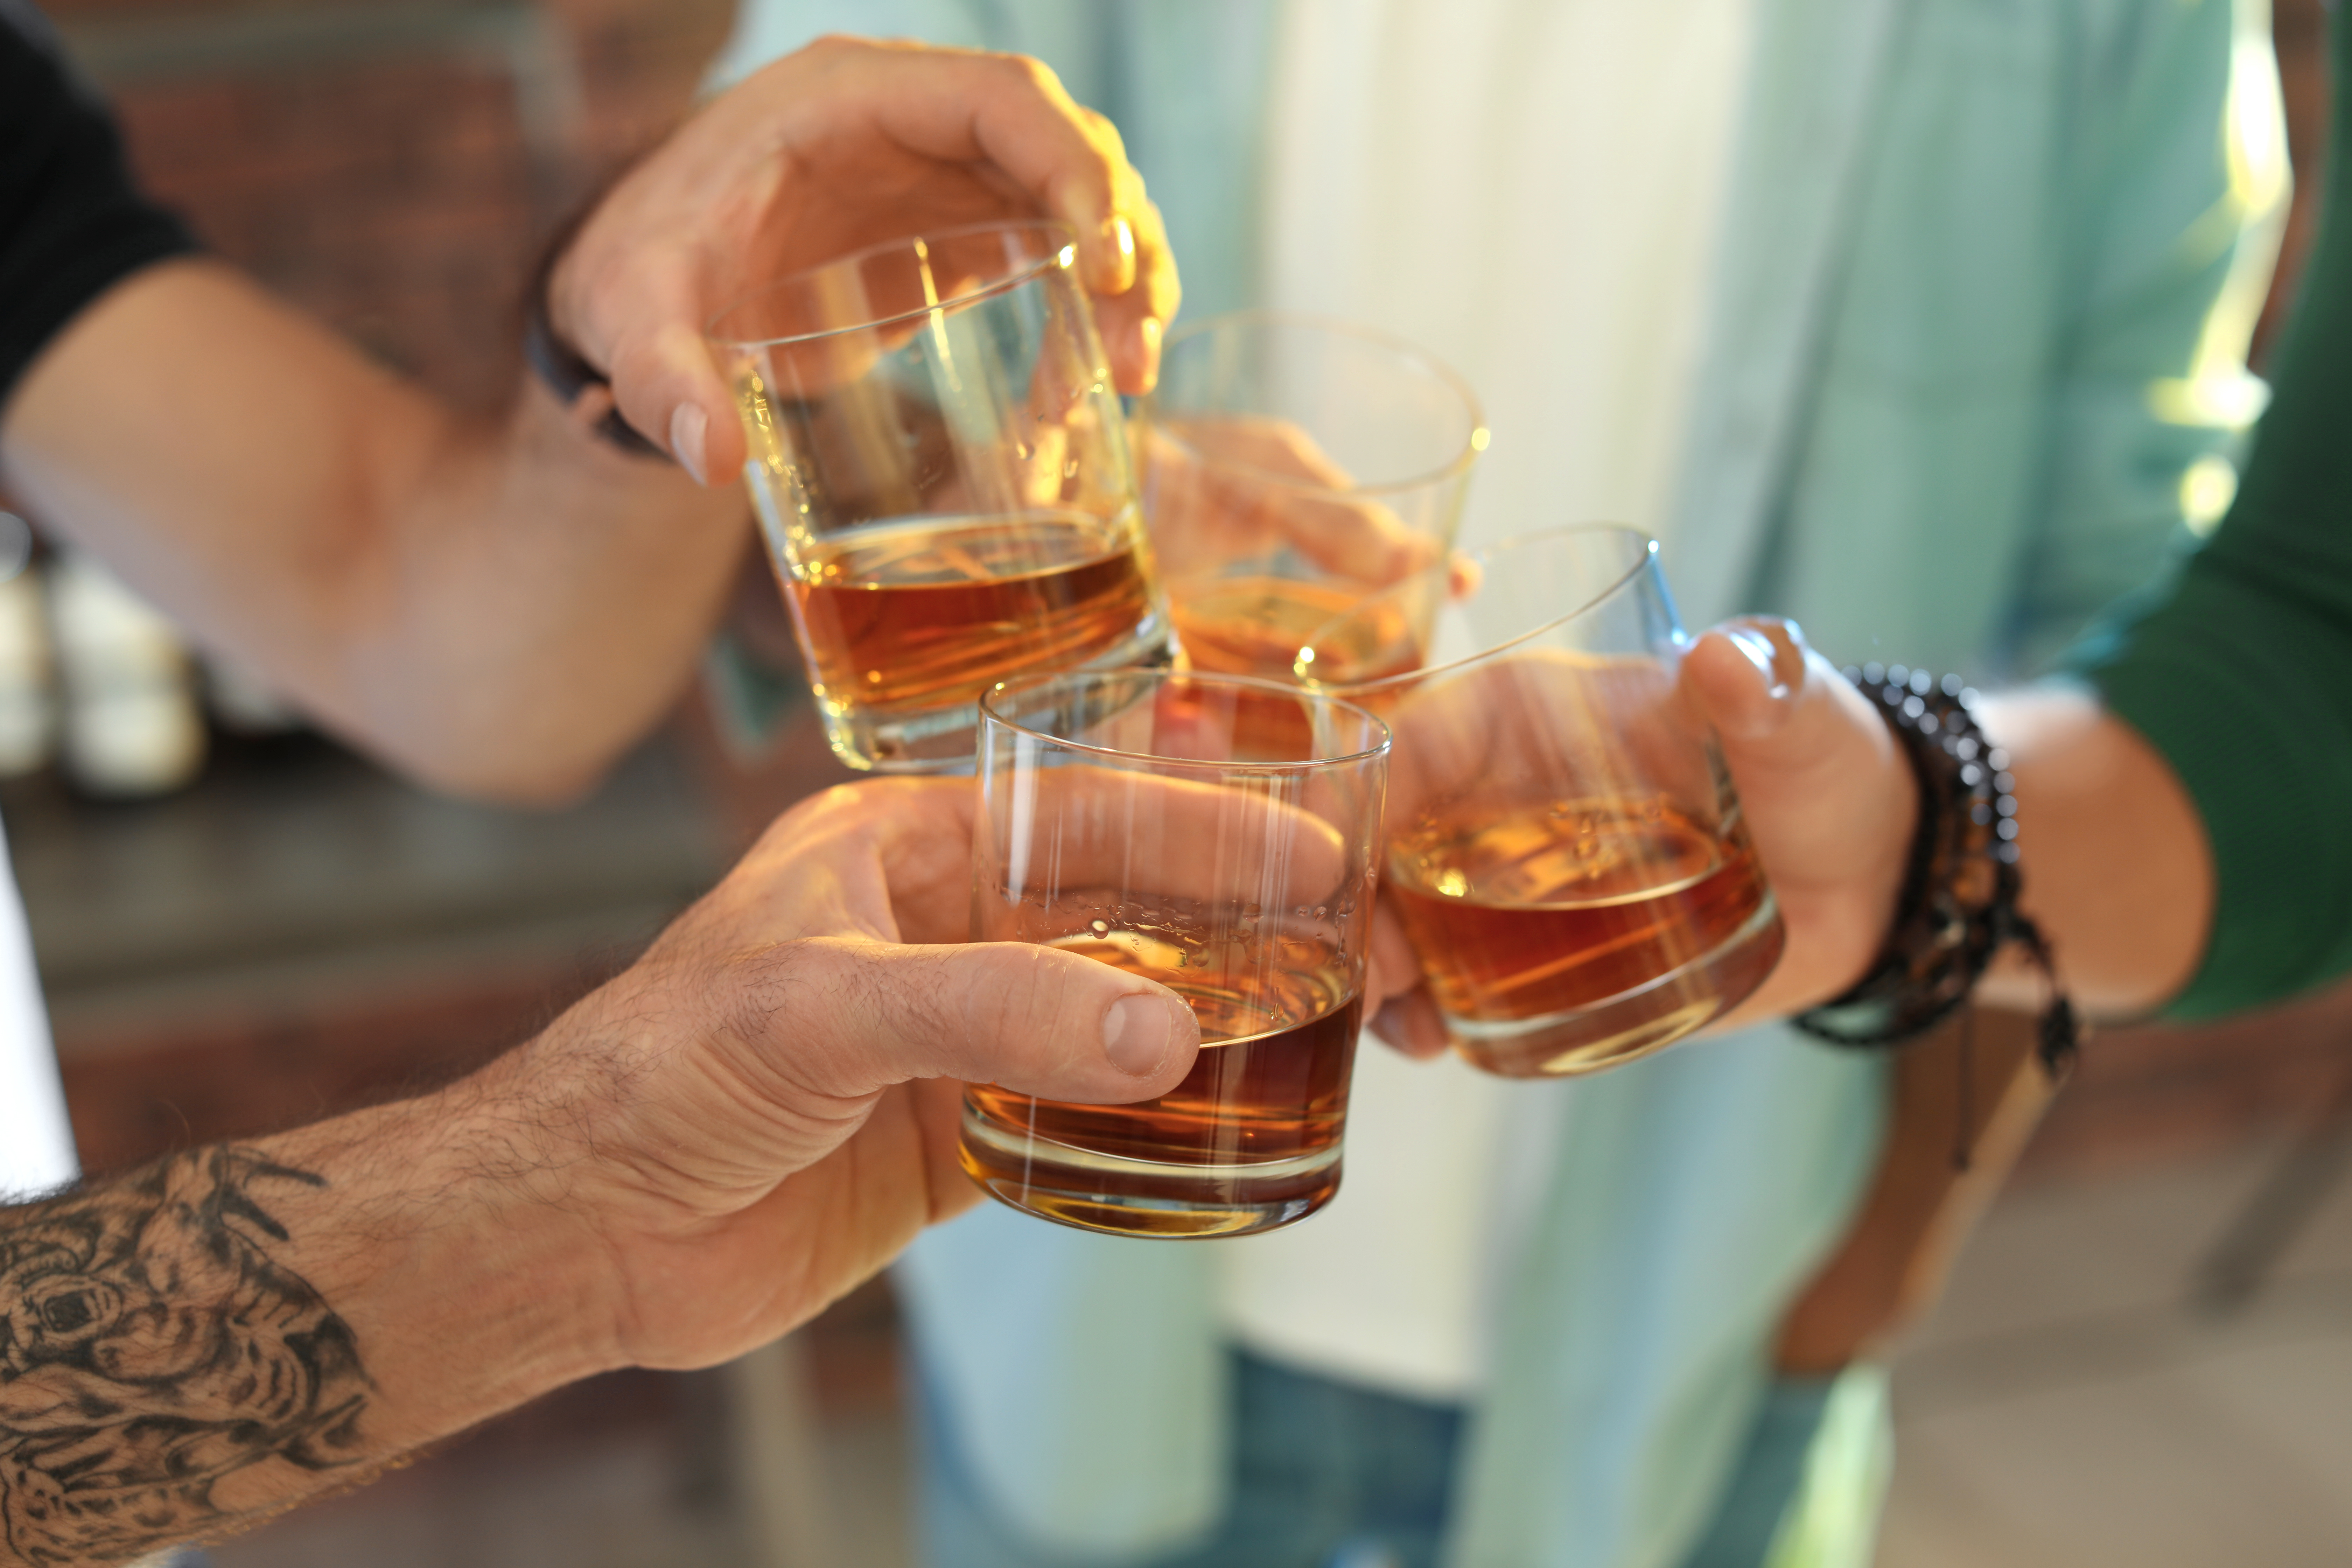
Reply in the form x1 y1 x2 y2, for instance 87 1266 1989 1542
0 1082 617 1568
0 260 748 804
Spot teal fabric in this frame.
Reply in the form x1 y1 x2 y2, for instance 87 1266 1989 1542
1447 1033 1885 1568
1673 1363 1890 1568
1676 0 2275 679
1677 1376 1837 1568
712 2 2272 1564
894 1198 1232 1555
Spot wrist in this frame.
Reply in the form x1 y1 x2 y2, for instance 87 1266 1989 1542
272 1077 632 1450
1794 664 2078 1072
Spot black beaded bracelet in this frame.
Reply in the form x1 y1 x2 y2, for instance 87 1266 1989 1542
1791 663 2079 1077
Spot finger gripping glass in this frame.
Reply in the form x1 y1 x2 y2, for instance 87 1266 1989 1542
965 671 1390 1238
1300 525 1785 1078
713 221 1173 771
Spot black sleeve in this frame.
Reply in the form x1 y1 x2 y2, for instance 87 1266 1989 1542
0 0 199 413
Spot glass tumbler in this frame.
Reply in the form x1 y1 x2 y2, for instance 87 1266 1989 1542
1297 525 1784 1078
713 220 1171 771
962 670 1390 1238
1134 312 1485 679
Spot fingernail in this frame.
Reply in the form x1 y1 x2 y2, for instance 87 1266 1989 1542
669 403 709 486
1767 620 1809 687
1728 628 1790 702
1102 993 1176 1076
1097 215 1136 292
1371 997 1410 1048
1133 314 1162 389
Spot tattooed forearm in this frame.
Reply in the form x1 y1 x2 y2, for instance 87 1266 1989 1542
0 1148 370 1567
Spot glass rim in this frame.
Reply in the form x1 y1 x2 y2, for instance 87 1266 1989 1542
707 218 1079 349
979 668 1392 774
1140 309 1490 498
1295 523 1663 695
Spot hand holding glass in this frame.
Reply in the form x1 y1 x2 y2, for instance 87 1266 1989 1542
1300 526 1784 1077
961 671 1389 1237
1136 313 1484 678
714 220 1170 771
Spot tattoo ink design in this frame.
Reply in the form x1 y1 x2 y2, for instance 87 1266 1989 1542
0 1148 370 1566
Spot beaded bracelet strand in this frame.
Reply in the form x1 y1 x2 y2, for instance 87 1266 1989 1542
1791 664 2080 1084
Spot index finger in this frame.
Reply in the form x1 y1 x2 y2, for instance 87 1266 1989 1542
848 48 1156 301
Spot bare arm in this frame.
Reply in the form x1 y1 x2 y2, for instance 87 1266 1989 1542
0 779 1200 1568
1969 684 2211 1014
0 261 739 802
0 37 1178 803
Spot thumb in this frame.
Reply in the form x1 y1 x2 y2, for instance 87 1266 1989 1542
1684 617 1806 743
1684 616 1901 805
560 242 741 489
771 938 1202 1105
608 319 742 489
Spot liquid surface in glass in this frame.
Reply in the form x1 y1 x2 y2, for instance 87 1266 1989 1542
1385 794 1781 1074
960 931 1360 1236
786 507 1155 713
1169 576 1362 678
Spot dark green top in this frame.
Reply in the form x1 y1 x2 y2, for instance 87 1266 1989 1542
2077 16 2352 1019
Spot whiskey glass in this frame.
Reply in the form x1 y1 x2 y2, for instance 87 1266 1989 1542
962 670 1390 1237
712 220 1170 771
1135 313 1485 679
1297 525 1784 1078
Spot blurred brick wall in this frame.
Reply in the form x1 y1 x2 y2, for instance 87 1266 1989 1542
46 0 735 410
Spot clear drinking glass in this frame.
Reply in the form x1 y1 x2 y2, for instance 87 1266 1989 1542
1135 312 1485 679
1297 525 1784 1078
962 670 1390 1237
712 220 1171 771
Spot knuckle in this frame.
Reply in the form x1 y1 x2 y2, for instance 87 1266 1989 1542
995 51 1060 96
803 33 863 62
734 937 869 1090
963 948 1052 1077
1080 106 1128 159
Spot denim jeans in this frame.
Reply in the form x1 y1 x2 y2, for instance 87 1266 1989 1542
917 1349 1831 1568
918 1349 1464 1568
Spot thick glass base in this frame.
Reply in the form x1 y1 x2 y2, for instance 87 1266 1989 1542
1445 895 1786 1078
820 621 1176 773
957 1103 1342 1239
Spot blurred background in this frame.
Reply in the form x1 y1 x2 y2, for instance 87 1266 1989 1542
5 0 2348 1564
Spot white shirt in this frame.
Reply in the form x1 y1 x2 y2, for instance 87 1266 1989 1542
0 816 77 1199
1217 0 1755 1400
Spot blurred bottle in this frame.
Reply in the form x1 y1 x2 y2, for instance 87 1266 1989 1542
48 551 206 797
0 512 56 777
